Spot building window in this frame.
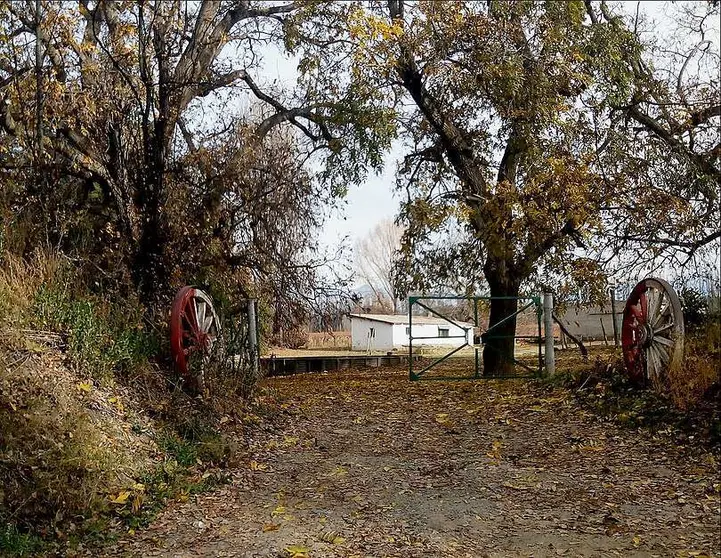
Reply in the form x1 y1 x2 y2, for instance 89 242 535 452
369 327 375 338
405 326 410 335
438 327 449 338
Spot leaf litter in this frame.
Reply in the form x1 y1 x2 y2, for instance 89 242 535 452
96 367 720 557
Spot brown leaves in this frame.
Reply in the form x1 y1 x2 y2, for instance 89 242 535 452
97 365 721 558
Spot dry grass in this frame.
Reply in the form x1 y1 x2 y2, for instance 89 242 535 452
305 331 351 350
0 349 159 530
0 250 68 333
667 321 720 410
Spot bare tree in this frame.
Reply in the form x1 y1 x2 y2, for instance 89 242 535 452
355 219 403 313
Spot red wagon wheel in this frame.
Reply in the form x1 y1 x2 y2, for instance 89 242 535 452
170 286 221 390
622 278 684 384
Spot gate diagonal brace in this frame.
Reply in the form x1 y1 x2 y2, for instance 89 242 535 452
408 295 543 381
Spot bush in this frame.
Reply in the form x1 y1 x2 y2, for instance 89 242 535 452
0 525 45 557
0 250 163 545
32 285 160 382
564 349 720 447
0 250 68 330
0 250 160 383
680 287 710 329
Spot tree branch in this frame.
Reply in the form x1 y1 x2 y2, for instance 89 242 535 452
387 0 488 199
237 71 334 142
626 105 721 183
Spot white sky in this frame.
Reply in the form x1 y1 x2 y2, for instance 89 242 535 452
320 153 400 248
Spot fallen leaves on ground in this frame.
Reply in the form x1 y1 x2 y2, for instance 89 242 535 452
97 364 721 558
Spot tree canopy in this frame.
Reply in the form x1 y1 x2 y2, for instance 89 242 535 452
0 0 376 322
586 0 720 277
288 0 668 370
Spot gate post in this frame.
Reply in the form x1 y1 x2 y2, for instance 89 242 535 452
543 293 555 376
609 280 620 348
247 299 260 379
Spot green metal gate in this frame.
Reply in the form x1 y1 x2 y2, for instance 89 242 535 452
408 295 543 381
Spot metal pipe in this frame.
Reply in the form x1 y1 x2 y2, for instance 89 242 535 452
609 283 619 348
408 298 414 380
247 299 259 379
544 293 555 376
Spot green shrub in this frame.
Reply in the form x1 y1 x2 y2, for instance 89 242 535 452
0 524 45 557
680 287 710 329
30 284 160 382
157 433 198 468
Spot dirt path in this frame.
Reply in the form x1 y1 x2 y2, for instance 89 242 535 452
106 369 720 558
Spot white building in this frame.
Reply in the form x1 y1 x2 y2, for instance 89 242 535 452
348 314 474 351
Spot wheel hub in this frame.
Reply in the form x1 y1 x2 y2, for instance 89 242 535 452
638 323 653 347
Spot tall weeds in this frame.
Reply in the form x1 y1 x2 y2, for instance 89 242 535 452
668 320 720 410
0 250 160 382
0 250 160 539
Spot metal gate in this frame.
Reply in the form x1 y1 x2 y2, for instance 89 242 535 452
408 295 543 381
206 296 260 399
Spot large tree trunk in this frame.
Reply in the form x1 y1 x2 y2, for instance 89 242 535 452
134 197 168 306
483 264 521 376
133 129 169 306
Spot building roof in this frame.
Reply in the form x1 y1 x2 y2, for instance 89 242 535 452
348 313 473 327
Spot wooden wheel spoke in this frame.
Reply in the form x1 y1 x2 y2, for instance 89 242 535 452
654 335 674 348
187 301 199 331
202 315 213 334
653 323 674 335
646 345 659 379
646 290 658 324
651 298 671 328
639 292 648 322
195 300 206 333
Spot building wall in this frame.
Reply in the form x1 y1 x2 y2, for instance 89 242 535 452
392 323 473 347
351 317 473 350
350 318 395 351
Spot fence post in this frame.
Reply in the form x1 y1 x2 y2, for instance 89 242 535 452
609 282 620 348
247 299 259 378
543 292 555 376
